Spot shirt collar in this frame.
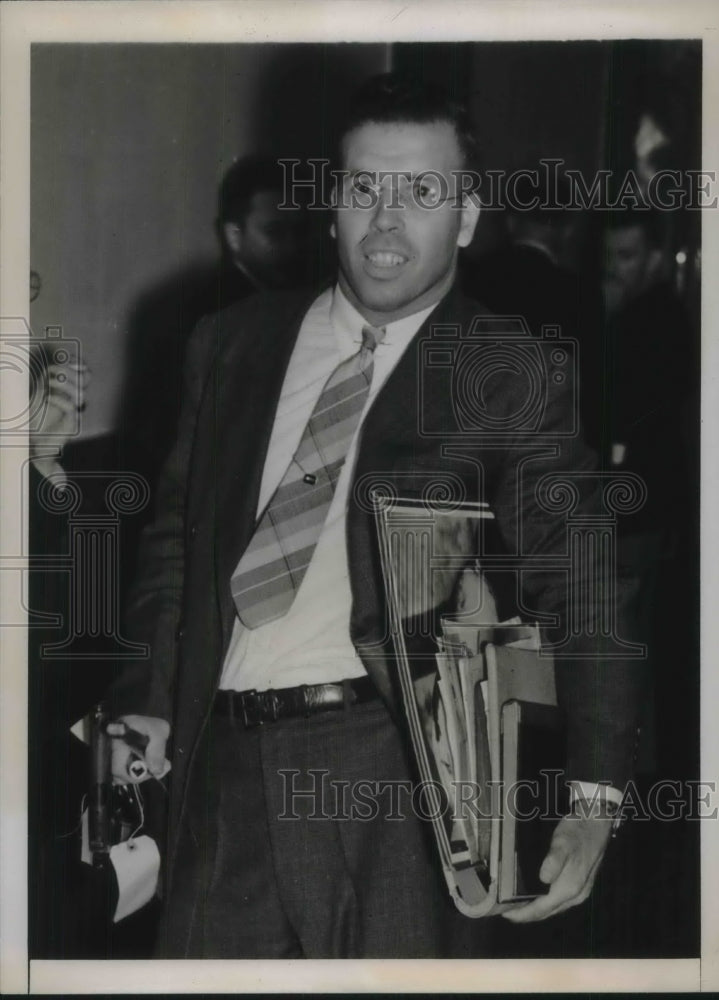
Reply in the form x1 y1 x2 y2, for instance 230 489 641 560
330 284 439 352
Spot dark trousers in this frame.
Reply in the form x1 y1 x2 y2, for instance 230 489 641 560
157 699 488 958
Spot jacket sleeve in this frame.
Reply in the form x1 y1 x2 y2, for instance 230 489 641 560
489 367 645 790
107 314 218 723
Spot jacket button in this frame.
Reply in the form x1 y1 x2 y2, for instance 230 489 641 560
176 625 185 640
189 523 198 539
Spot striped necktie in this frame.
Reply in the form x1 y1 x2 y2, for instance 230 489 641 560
231 323 386 628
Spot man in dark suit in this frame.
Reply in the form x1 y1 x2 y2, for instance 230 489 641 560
108 74 642 958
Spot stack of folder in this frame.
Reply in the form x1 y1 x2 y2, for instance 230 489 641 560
375 495 568 917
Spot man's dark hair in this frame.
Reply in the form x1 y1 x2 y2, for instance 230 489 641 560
337 73 480 176
218 155 286 224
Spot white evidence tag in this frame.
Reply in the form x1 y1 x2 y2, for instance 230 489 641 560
110 835 161 923
80 807 160 921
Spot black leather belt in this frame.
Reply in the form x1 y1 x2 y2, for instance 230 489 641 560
214 676 380 728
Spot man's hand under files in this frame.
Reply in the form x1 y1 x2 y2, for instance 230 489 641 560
502 812 614 923
107 715 171 784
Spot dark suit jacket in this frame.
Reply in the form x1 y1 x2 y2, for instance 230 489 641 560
119 261 260 505
112 283 643 877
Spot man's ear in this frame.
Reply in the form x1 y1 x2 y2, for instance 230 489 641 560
222 221 243 257
456 194 480 248
330 220 337 241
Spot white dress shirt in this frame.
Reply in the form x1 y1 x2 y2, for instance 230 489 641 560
219 285 435 692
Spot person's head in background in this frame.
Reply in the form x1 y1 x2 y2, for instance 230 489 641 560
602 210 665 315
218 155 306 290
503 171 578 267
330 73 481 326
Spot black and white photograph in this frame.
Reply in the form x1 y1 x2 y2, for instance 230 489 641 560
0 1 716 993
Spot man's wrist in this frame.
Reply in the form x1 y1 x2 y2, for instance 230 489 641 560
569 780 623 807
568 780 625 835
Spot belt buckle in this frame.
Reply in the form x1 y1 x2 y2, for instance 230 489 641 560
239 689 263 728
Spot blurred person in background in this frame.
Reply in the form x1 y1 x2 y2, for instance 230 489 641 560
206 154 309 307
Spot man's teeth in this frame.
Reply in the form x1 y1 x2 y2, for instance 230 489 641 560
367 251 406 266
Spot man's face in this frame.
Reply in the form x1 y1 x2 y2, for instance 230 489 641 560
603 224 655 312
226 190 304 288
332 121 479 325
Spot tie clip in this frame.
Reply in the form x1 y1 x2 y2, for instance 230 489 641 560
303 473 317 485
